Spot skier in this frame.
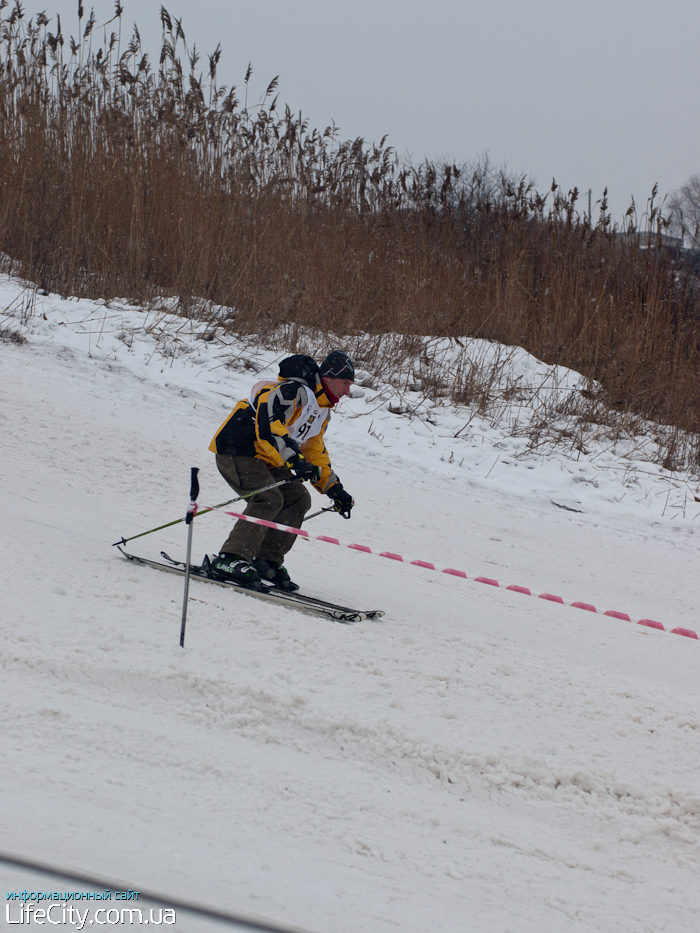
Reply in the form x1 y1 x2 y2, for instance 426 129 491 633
208 350 356 591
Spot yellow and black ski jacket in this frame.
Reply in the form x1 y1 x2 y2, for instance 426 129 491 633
209 359 340 494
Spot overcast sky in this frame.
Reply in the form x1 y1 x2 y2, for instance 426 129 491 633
40 0 700 223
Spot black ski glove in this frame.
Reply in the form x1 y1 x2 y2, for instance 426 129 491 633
289 455 321 484
327 482 354 518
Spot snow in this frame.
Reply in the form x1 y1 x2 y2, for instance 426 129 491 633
1 275 699 932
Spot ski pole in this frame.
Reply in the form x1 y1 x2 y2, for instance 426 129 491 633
111 479 292 547
180 467 200 648
302 505 336 523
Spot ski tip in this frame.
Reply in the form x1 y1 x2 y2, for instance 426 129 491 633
330 610 384 623
329 611 366 623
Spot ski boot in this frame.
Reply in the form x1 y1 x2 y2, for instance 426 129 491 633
251 558 300 593
209 554 264 590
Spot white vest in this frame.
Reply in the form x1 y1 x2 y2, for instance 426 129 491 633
250 380 329 444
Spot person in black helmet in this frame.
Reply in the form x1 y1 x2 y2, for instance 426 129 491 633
207 350 356 591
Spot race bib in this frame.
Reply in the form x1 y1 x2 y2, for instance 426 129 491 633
287 384 329 443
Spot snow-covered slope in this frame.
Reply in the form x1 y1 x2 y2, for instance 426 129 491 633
1 277 699 932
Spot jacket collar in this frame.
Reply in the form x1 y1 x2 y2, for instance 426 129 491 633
316 377 336 407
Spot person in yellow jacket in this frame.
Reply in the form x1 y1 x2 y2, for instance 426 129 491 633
208 350 355 591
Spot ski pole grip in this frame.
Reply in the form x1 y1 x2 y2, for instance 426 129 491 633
186 467 200 524
189 467 200 502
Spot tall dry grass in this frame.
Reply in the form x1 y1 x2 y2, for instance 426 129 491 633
1 2 700 463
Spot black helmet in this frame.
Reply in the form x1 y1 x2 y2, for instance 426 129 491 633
278 354 320 387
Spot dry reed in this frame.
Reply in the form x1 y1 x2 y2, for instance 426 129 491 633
1 3 700 466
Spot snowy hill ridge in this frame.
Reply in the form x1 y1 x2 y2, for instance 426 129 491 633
3 274 700 525
2 274 699 933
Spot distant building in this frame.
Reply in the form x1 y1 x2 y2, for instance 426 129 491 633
616 230 699 269
635 231 683 249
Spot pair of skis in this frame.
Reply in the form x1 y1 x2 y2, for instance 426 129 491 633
117 546 384 624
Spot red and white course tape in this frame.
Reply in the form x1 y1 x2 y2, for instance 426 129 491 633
221 510 698 641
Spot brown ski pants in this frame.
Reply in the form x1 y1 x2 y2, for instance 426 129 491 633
215 454 311 563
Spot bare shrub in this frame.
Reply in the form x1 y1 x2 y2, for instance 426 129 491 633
667 174 700 249
0 325 27 344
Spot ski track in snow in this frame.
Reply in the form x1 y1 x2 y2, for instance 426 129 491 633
1 276 699 933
